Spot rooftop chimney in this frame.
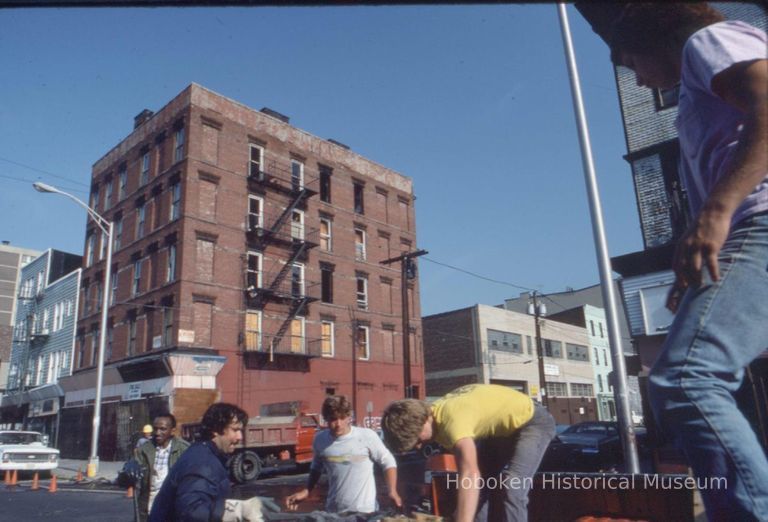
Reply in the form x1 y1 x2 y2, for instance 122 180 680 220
134 109 155 129
260 107 290 124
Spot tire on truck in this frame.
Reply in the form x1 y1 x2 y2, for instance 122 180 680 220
229 449 262 483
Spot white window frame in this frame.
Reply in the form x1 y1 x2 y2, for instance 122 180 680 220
291 262 305 297
321 320 335 358
248 195 263 230
132 259 142 296
136 204 146 239
249 144 263 177
356 276 368 310
118 168 127 200
114 217 123 251
356 325 370 360
291 159 304 191
354 228 366 261
319 218 332 252
110 271 118 305
291 209 305 240
246 251 262 289
104 179 113 210
99 231 107 261
86 234 95 267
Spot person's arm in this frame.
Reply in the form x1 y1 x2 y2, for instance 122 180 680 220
452 437 481 522
367 430 401 508
174 471 224 522
284 468 321 511
668 58 768 309
383 466 402 508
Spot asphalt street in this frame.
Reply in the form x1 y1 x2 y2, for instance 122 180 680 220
0 488 135 521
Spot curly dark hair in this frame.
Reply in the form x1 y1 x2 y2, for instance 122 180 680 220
609 3 725 65
200 403 248 440
321 395 353 421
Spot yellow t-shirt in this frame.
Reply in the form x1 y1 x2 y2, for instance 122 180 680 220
431 384 534 449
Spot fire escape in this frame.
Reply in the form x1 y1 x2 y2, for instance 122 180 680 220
244 155 320 370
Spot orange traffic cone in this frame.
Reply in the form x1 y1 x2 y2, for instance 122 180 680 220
3 470 10 485
10 469 18 486
75 467 83 482
31 472 39 491
48 473 57 493
126 485 134 498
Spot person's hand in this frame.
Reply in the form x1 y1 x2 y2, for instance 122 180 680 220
117 459 144 487
668 209 731 311
284 488 309 511
388 491 403 510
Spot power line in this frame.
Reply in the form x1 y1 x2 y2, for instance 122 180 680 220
422 257 535 292
0 173 87 195
0 156 90 188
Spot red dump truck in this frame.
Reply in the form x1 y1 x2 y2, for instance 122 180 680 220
183 412 320 483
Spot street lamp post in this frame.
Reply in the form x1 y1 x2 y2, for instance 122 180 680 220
527 291 548 408
33 181 113 478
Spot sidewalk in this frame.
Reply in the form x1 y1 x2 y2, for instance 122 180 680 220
56 458 125 484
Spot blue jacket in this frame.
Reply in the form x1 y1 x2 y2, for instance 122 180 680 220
148 440 230 522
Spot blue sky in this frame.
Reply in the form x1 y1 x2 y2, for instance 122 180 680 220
0 5 642 316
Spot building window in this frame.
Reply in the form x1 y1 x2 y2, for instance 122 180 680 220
353 183 365 214
114 217 123 251
320 264 334 304
86 233 95 267
319 166 332 203
249 144 263 178
245 310 261 351
170 183 181 221
356 325 370 360
110 269 118 306
127 317 137 356
174 127 185 163
136 204 146 239
132 259 142 296
104 179 113 210
163 306 173 347
598 374 604 393
118 166 127 200
290 317 305 353
590 320 595 336
248 195 263 230
654 85 680 111
246 251 262 289
166 244 177 283
571 383 594 397
354 228 366 261
82 285 90 315
140 150 151 185
599 322 604 338
546 381 568 397
91 188 99 212
356 276 368 310
95 281 102 311
291 263 304 297
291 210 304 240
291 159 304 191
603 349 608 366
542 339 562 358
106 325 113 362
487 329 522 354
566 343 589 362
321 320 334 357
99 231 107 261
319 218 332 251
594 347 600 365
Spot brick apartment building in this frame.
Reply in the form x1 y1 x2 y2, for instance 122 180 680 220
57 83 424 460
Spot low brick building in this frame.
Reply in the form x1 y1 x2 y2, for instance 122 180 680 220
58 83 424 459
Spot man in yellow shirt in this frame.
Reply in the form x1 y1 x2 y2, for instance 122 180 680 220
382 384 555 522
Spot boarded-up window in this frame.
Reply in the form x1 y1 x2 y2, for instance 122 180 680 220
398 197 410 231
199 179 217 221
245 311 261 351
382 328 396 362
378 232 390 262
201 124 219 164
290 318 304 353
376 188 389 223
380 279 393 314
193 301 213 347
196 238 214 282
321 321 334 357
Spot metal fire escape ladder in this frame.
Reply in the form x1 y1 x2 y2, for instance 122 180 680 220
268 298 310 361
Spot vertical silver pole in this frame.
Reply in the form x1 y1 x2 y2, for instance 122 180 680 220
88 221 113 477
556 3 640 474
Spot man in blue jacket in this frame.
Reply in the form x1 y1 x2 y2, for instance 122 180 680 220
149 402 248 522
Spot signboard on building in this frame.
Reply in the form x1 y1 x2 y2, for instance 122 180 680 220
126 383 142 401
178 329 195 343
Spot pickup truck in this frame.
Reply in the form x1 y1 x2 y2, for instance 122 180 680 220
183 413 320 483
0 430 59 473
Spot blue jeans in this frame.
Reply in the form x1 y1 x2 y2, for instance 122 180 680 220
648 212 768 522
474 404 555 522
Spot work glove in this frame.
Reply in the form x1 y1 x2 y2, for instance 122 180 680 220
223 496 274 522
117 459 144 488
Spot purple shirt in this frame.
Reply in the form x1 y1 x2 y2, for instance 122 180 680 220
676 20 768 225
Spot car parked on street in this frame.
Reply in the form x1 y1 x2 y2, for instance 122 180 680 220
0 431 59 472
539 421 648 472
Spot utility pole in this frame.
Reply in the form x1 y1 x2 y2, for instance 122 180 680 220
380 249 427 398
528 291 548 408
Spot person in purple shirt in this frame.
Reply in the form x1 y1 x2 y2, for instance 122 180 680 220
609 4 767 521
